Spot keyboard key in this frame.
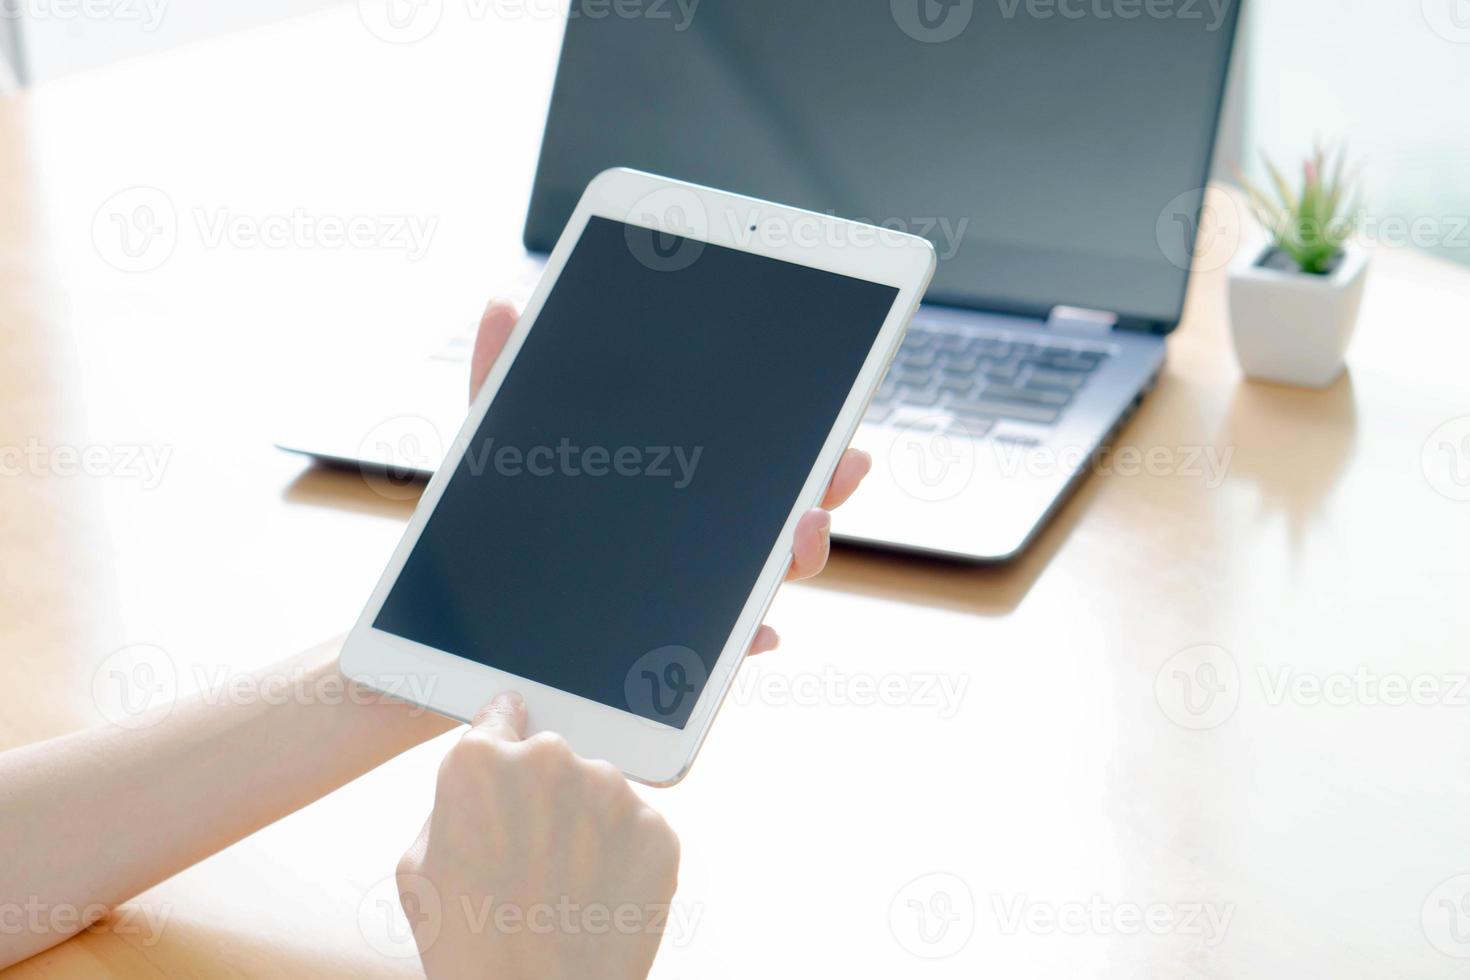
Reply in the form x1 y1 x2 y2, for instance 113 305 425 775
1025 351 1099 373
1026 368 1088 389
903 386 943 408
993 432 1043 447
946 417 993 440
937 375 974 394
900 348 938 370
940 355 980 375
948 397 1060 425
979 384 1071 407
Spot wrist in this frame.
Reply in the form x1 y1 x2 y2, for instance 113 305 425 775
286 637 461 758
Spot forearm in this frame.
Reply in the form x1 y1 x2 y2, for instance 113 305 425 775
0 637 457 967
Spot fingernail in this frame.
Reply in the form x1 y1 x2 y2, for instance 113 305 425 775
492 692 524 711
815 511 832 541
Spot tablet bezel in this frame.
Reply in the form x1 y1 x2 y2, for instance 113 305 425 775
340 168 935 785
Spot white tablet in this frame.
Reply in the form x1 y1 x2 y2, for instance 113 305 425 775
341 168 935 785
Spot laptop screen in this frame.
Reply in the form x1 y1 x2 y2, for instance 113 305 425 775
523 0 1240 331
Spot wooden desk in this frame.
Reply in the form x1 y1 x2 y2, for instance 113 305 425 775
3 7 1469 977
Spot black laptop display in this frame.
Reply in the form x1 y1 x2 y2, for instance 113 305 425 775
524 0 1242 334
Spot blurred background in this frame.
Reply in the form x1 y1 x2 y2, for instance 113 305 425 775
3 0 1467 269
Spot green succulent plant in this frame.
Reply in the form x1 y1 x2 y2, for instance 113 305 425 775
1238 143 1360 275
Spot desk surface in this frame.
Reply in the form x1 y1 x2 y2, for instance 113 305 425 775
3 7 1470 978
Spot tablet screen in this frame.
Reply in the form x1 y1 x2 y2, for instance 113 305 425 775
373 216 897 728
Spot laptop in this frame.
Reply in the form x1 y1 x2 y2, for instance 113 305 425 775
277 0 1242 562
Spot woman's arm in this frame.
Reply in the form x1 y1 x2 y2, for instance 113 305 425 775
0 298 870 969
0 638 456 967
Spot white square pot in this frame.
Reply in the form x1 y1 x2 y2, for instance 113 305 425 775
1226 244 1369 388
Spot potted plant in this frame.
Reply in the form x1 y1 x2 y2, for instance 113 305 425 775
1227 144 1368 388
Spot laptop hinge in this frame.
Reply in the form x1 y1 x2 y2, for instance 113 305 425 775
1046 305 1118 333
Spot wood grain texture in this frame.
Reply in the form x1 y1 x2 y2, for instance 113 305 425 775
2 7 1469 977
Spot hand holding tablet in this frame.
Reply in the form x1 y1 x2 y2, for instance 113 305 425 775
342 169 935 784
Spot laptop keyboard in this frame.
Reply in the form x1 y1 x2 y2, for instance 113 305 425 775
866 325 1111 436
438 317 1109 438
